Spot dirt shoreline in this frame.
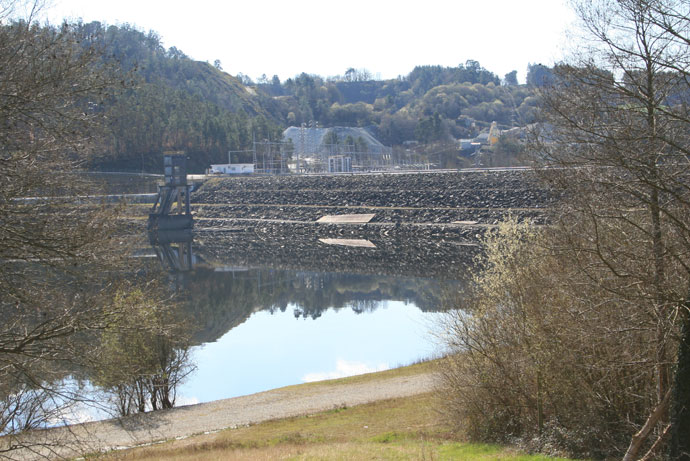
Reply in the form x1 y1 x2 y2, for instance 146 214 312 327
11 370 436 460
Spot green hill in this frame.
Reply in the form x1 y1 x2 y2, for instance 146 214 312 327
76 23 543 172
78 22 282 173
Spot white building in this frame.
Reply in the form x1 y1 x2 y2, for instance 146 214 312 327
328 156 352 173
209 163 254 175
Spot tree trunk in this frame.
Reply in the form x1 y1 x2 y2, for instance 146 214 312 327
623 389 670 461
669 302 690 460
640 424 670 461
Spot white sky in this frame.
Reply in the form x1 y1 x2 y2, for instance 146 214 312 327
43 0 576 84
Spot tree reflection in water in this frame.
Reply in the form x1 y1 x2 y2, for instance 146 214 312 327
151 231 475 345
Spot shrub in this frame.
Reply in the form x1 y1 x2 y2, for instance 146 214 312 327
437 218 660 458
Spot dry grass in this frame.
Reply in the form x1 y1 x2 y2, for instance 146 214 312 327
100 392 443 460
91 384 575 460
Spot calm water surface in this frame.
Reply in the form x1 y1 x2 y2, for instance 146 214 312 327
153 230 474 405
180 301 441 404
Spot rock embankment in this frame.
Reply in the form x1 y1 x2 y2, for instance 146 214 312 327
195 226 480 280
192 170 552 228
187 169 552 279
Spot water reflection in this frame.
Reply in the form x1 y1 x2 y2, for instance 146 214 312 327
181 301 440 403
149 230 474 342
149 228 476 401
194 229 477 280
182 267 460 344
150 229 194 272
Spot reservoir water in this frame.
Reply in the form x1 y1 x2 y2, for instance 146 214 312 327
154 229 475 405
181 300 440 404
97 172 478 406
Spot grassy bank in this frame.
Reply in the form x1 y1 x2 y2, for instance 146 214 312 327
95 362 574 461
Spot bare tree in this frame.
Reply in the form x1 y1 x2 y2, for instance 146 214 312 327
94 288 195 417
0 2 146 458
440 1 690 458
532 0 690 458
438 218 659 457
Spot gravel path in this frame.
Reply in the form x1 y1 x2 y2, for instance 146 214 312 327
13 372 436 460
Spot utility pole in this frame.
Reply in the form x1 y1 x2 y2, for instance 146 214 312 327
266 140 270 173
261 140 265 173
309 120 319 172
299 122 305 174
252 132 257 172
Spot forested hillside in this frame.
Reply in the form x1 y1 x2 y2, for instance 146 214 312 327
254 62 544 167
80 22 547 172
256 61 543 145
79 22 283 173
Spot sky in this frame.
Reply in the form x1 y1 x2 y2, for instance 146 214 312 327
43 0 576 84
179 301 441 403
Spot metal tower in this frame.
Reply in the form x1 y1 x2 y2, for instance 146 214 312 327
148 153 193 240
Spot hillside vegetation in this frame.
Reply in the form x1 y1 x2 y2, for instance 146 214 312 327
258 62 541 146
70 22 545 173
78 22 283 173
